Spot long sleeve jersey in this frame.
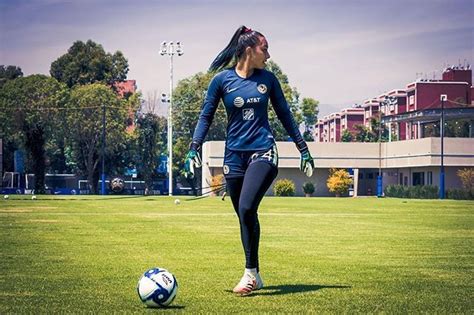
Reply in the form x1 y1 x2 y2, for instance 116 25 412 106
192 68 306 152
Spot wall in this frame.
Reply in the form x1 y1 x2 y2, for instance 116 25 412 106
202 138 474 196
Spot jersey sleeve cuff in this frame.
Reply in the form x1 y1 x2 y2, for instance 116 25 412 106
189 141 201 151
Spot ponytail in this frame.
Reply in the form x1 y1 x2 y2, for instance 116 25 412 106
209 25 263 72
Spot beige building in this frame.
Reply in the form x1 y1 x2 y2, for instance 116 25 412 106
202 138 474 196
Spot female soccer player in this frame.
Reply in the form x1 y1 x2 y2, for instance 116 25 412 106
184 25 314 295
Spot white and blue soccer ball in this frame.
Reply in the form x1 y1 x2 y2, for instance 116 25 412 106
137 268 178 308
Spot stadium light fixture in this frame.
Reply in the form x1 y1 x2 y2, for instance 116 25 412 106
160 41 183 196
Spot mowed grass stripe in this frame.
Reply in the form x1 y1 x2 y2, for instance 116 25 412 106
0 197 473 313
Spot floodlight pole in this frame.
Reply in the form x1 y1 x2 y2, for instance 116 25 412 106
439 95 446 199
160 41 183 196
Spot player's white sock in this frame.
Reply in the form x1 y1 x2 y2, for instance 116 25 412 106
245 268 257 277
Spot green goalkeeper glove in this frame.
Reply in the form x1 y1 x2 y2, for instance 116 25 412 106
184 149 202 179
300 149 314 177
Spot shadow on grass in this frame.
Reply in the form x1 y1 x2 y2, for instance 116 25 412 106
225 283 351 297
143 305 185 311
255 284 351 296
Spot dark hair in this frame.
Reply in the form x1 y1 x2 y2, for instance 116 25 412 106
209 25 264 72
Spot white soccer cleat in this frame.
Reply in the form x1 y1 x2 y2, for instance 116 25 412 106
232 273 257 296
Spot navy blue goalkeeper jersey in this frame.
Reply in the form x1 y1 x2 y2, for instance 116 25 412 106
192 68 306 151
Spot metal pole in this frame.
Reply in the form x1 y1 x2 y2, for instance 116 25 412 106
168 48 174 196
377 102 383 197
101 103 106 195
160 41 182 196
439 96 445 199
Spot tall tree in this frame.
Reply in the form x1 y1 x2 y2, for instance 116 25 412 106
265 60 304 140
135 113 167 194
50 40 128 88
0 75 68 193
0 65 23 88
66 83 128 193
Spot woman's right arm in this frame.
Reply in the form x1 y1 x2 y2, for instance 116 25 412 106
190 74 223 150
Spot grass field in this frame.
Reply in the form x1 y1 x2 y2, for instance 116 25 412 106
0 195 473 313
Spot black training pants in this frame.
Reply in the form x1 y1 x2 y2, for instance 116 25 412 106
225 161 278 270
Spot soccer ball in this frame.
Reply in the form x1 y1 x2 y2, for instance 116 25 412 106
31 195 37 200
3 195 9 200
109 177 125 193
137 268 178 308
174 199 180 205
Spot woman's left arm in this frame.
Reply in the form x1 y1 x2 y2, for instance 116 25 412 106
270 74 314 176
269 74 307 152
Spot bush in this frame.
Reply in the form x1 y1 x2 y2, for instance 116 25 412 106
384 185 438 199
327 168 353 196
273 179 296 196
446 188 474 200
302 182 315 195
210 174 224 195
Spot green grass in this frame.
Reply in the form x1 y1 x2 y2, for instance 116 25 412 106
0 195 473 313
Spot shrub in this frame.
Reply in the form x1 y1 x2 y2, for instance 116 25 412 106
327 168 353 196
302 182 315 195
384 185 438 199
446 188 474 200
420 185 439 199
273 179 296 196
210 174 224 194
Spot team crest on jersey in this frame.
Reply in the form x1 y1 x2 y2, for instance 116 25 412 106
243 108 254 120
233 96 244 108
257 84 267 94
223 165 230 174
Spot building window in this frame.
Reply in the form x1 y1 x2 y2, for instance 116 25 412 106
367 173 374 179
399 172 403 185
427 171 433 185
412 172 425 186
409 95 415 105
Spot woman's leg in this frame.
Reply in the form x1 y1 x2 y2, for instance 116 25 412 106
224 176 244 217
238 161 278 270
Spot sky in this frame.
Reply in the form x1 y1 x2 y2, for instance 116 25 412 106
1 0 473 117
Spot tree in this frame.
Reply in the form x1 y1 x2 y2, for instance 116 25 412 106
327 168 353 197
135 113 167 194
0 75 68 193
353 124 375 142
300 97 319 141
50 40 128 88
66 83 128 194
457 168 474 192
341 129 353 142
0 65 23 88
265 60 304 141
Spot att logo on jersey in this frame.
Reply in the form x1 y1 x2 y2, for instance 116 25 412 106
246 97 261 104
233 97 245 107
